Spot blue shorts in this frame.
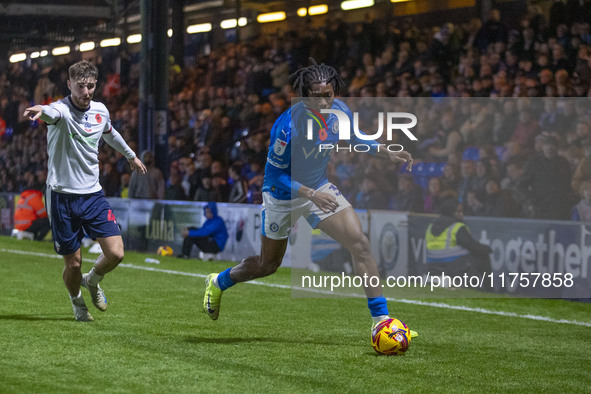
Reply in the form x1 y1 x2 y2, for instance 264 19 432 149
46 188 121 255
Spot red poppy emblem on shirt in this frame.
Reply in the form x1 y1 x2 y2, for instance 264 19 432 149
95 114 102 123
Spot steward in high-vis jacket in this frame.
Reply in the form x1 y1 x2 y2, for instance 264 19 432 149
425 198 492 276
14 189 50 240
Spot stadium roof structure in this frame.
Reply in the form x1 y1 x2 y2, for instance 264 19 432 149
0 0 118 52
0 0 286 53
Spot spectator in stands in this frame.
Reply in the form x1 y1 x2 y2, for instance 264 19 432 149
178 202 228 260
2 6 591 225
212 174 230 202
500 159 531 217
473 158 494 194
463 189 485 216
128 151 165 200
13 188 50 240
539 98 564 133
572 142 591 192
355 177 387 209
99 162 121 197
519 135 574 219
426 111 463 162
165 170 187 201
119 173 130 198
442 161 461 192
178 157 195 198
572 180 591 221
560 145 585 172
423 177 454 214
167 135 188 164
566 120 591 147
511 108 540 150
188 150 213 199
194 109 214 148
194 176 216 202
18 170 37 193
459 101 489 146
491 108 514 147
482 179 519 218
390 174 423 212
457 160 478 203
243 133 268 169
247 172 264 205
228 163 248 203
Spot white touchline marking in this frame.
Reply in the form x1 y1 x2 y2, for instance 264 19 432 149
3 248 591 328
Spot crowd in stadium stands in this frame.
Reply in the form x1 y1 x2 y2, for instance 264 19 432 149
1 4 591 221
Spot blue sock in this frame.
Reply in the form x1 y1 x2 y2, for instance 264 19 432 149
217 268 235 291
367 296 389 317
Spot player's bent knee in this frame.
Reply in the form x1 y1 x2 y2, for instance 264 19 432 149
105 249 124 263
258 259 280 277
64 255 82 270
260 264 278 277
66 263 82 271
346 238 372 258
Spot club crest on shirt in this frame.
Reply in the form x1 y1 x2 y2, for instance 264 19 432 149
332 121 339 134
274 139 287 156
84 122 92 132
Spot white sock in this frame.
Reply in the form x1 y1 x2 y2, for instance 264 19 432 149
213 275 221 289
70 290 82 300
372 315 390 324
86 267 104 287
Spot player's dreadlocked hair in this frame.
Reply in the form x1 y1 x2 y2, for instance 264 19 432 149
289 58 345 97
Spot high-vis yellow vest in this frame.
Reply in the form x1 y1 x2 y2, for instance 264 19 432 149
425 222 470 263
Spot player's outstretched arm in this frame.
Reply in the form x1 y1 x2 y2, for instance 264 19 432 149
128 157 147 175
23 104 60 123
23 105 43 120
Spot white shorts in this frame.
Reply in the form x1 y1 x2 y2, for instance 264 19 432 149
262 182 351 240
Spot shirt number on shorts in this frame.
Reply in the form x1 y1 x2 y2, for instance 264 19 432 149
329 185 341 196
107 209 117 223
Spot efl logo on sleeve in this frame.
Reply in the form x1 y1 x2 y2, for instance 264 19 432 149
274 139 287 155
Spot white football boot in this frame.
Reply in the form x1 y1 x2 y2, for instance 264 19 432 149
71 296 94 322
81 273 107 311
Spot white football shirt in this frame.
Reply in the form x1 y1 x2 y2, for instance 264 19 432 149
41 96 134 194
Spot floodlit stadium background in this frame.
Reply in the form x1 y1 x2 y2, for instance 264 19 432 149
1 1 590 391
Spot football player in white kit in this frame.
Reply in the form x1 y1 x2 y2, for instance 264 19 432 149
23 60 147 322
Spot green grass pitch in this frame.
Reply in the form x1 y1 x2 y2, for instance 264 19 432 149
0 236 590 393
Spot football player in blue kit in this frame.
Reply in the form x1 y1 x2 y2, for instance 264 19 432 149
203 61 414 331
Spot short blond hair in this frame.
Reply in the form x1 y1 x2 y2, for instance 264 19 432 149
68 60 98 81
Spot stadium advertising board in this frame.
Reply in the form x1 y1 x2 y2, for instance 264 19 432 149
107 198 307 266
0 193 15 235
369 210 409 278
408 214 591 298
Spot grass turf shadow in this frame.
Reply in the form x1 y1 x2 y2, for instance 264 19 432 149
0 313 73 322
